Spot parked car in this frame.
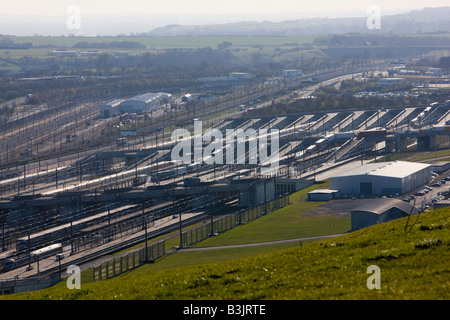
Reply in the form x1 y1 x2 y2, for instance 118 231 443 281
431 182 442 187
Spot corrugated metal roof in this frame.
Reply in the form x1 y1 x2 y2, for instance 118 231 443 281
126 92 171 104
334 161 430 179
350 198 420 215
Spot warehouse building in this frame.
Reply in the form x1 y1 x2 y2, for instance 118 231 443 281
118 92 172 114
330 161 432 197
350 198 419 230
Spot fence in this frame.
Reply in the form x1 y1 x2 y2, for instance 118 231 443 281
92 240 165 281
92 194 289 281
182 194 289 247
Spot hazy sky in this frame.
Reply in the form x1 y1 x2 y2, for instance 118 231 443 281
0 0 447 36
1 0 447 16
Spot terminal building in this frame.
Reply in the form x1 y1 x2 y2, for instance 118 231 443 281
330 161 432 197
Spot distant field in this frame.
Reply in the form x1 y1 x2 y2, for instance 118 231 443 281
4 35 317 49
0 35 317 67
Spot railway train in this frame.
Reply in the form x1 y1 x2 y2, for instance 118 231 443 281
296 131 357 158
1 243 62 273
0 250 16 273
296 127 390 159
356 128 387 138
151 160 211 182
132 174 148 186
411 105 435 127
324 132 355 142
150 166 188 182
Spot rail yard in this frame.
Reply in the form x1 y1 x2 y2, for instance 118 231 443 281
1 64 450 295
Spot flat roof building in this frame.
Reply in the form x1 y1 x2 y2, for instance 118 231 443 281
350 198 419 230
307 189 339 201
331 161 432 197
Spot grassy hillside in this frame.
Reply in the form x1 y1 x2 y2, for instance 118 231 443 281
3 206 449 300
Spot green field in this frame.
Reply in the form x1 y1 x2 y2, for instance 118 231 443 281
4 178 449 300
0 34 318 72
3 204 449 300
411 148 450 162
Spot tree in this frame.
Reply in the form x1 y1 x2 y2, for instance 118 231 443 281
95 53 111 73
217 41 232 50
438 56 450 70
139 52 153 71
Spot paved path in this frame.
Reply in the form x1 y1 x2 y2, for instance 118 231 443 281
179 233 346 252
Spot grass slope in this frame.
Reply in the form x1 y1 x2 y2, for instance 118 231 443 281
4 207 449 300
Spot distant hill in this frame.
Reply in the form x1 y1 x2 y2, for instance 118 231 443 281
147 7 450 36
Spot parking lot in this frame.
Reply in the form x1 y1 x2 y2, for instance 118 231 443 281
405 171 450 211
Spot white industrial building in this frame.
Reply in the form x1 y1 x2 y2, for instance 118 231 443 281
118 92 172 114
100 92 172 117
330 161 432 197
